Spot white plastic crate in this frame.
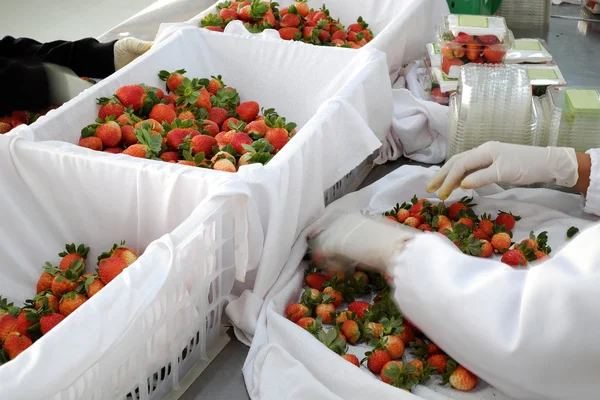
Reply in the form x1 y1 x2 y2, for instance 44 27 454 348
0 135 259 400
155 0 449 79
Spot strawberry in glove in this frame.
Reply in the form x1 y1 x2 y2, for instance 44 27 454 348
310 142 599 400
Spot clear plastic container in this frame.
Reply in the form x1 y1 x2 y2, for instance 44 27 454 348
438 14 511 78
506 38 553 64
583 0 600 14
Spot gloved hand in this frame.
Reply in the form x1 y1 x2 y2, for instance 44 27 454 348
113 37 153 71
308 213 416 273
44 63 94 106
427 142 579 200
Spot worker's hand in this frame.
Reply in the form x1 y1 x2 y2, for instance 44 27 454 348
44 63 94 106
308 213 416 273
427 142 579 200
114 37 153 70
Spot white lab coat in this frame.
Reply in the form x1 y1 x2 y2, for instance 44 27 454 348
390 149 600 400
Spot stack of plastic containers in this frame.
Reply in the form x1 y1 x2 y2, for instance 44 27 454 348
536 87 600 152
584 0 600 14
496 0 552 34
448 64 534 158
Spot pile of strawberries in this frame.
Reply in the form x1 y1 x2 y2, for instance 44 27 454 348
384 196 552 267
0 109 55 134
0 241 137 364
78 69 296 173
285 268 478 392
200 0 375 48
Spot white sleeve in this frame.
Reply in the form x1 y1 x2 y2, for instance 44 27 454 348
391 227 600 400
583 148 600 216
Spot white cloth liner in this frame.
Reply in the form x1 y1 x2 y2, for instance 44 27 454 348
244 164 599 400
0 134 262 399
15 27 392 344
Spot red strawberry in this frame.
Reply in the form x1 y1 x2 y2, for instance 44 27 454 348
265 128 289 151
367 349 391 374
11 111 31 127
341 320 360 344
104 147 123 154
495 211 520 231
491 232 512 254
98 256 127 285
96 121 122 148
380 360 403 384
237 5 252 21
280 13 301 28
120 125 138 146
331 30 347 41
315 303 335 324
16 310 37 339
285 303 310 322
79 273 105 298
501 249 527 267
158 69 186 93
208 76 224 95
40 313 65 335
335 310 353 325
231 132 253 154
295 1 309 17
472 228 490 241
449 365 478 391
97 98 124 120
236 101 259 123
167 128 199 150
196 87 212 111
51 270 81 297
33 291 59 312
408 359 424 376
381 335 405 359
318 30 330 41
0 315 19 342
205 26 224 32
149 103 177 124
164 93 180 105
404 217 420 228
244 120 268 137
79 136 103 151
160 151 179 162
457 217 474 228
222 117 240 131
58 243 89 271
58 292 87 317
305 273 328 290
296 317 316 329
396 323 415 345
208 107 229 127
190 135 217 156
322 287 342 307
212 158 236 172
535 250 549 260
178 111 195 121
364 322 384 340
123 144 150 158
200 120 220 136
342 354 360 367
478 215 494 237
215 131 234 147
134 119 164 133
302 26 315 38
116 84 146 111
448 203 467 220
220 7 237 22
3 332 32 359
348 301 371 320
396 208 410 223
428 354 448 373
418 224 433 232
279 27 300 40
479 240 493 258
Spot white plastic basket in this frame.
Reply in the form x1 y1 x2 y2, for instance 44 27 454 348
0 135 259 400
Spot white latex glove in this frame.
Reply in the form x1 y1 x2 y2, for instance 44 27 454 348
113 37 153 70
44 63 94 106
427 141 579 200
308 213 416 273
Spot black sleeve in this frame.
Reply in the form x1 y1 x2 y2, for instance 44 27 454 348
0 36 118 79
0 57 50 116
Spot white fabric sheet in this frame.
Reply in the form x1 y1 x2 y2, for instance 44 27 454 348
244 164 599 400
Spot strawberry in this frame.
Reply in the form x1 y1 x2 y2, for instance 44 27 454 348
231 132 253 154
167 128 199 150
501 249 527 267
448 203 467 221
380 335 405 359
491 232 512 254
427 354 448 373
121 125 138 146
96 97 124 120
396 208 410 223
222 117 241 132
280 13 301 28
472 228 490 241
244 120 268 138
519 231 551 254
302 26 316 38
3 332 32 359
342 354 360 367
219 7 237 22
99 242 138 266
296 317 321 335
11 110 31 127
158 69 187 93
37 264 60 294
105 147 123 154
403 217 420 228
0 315 19 342
408 360 424 376
341 320 360 344
380 360 405 384
208 107 229 127
98 256 127 285
478 214 494 237
215 131 235 147
149 87 164 99
80 273 105 298
160 151 179 162
95 120 122 148
0 121 12 133
78 136 102 151
348 301 371 320
16 309 40 339
364 322 384 340
51 258 85 297
58 243 89 271
535 250 549 260
295 1 309 17
335 310 353 325
365 349 391 374
396 323 415 345
134 119 164 133
348 16 368 32
212 158 237 172
331 30 347 41
457 217 474 228
208 75 224 96
188 135 217 157
279 27 301 40
418 224 433 232
479 240 493 258
353 271 369 286
236 101 259 123
58 292 87 317
164 93 180 105
40 313 65 335
315 303 336 324
495 211 520 231
211 151 235 165
116 84 146 111
449 365 478 391
264 128 290 152
149 103 177 124
300 287 321 304
33 291 59 312
285 303 310 322
322 287 342 307
178 111 195 121
200 120 220 136
305 273 328 290
204 26 224 32
116 109 140 126
195 87 212 111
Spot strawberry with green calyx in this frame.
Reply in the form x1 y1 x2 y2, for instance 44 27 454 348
502 243 535 267
116 106 142 126
495 210 521 231
297 316 322 336
79 273 105 298
478 213 494 237
363 321 383 340
285 303 311 323
372 335 405 359
348 16 368 32
347 301 371 320
97 240 137 265
200 14 225 30
300 287 322 306
447 197 475 220
3 332 32 360
211 87 240 111
174 78 210 107
0 296 21 319
37 262 60 294
16 307 42 340
179 149 211 168
139 86 163 116
26 291 59 313
123 127 163 159
341 319 361 344
305 272 329 290
51 258 85 297
443 360 478 391
491 225 513 254
567 226 579 240
208 75 225 95
342 353 360 367
380 316 403 336
39 312 66 335
317 327 347 355
58 243 90 271
362 349 391 374
163 119 199 150
428 354 449 374
380 361 419 389
335 310 355 325
59 292 87 317
411 340 443 359
96 96 124 120
520 231 551 255
238 140 275 167
158 69 187 93
315 301 336 324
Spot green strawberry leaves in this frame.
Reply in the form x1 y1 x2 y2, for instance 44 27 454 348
317 327 347 355
567 226 579 240
58 243 90 259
